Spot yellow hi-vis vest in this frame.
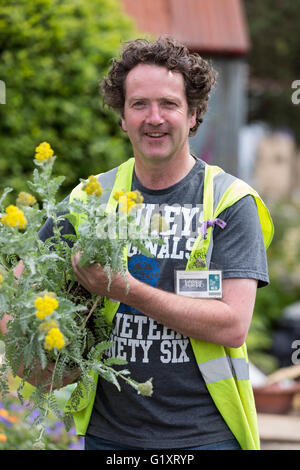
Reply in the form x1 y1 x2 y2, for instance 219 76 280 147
66 157 274 450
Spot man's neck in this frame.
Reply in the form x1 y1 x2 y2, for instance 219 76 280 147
133 153 196 190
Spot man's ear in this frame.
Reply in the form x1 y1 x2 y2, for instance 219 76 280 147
189 109 197 130
121 113 127 132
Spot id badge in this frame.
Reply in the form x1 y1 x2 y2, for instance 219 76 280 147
175 270 222 298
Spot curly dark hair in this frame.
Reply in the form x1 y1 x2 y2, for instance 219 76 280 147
100 36 217 136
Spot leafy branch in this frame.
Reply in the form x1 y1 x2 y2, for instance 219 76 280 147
0 143 157 445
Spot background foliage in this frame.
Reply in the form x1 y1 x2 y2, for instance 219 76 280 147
247 200 300 373
244 0 300 142
0 0 137 200
243 0 300 372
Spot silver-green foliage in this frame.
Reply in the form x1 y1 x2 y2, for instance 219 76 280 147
0 151 155 442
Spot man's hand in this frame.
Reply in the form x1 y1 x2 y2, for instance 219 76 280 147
71 251 131 301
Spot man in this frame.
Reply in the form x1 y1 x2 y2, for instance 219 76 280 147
43 37 273 450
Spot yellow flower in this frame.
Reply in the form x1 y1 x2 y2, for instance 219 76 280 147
119 194 132 214
16 192 37 207
0 273 3 285
0 205 27 230
116 190 144 214
83 175 103 197
39 320 58 333
0 433 7 442
34 294 58 320
126 191 138 200
132 190 143 204
34 142 54 162
44 327 65 351
113 189 125 200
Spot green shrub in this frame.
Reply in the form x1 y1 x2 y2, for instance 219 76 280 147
247 200 300 373
0 0 137 201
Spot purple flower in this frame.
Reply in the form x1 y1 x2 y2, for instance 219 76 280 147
27 408 40 423
8 404 25 412
54 421 63 433
0 415 12 427
45 425 54 434
68 438 84 450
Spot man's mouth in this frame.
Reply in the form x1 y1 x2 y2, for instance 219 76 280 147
144 132 168 138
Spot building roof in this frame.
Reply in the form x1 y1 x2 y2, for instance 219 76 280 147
120 0 250 55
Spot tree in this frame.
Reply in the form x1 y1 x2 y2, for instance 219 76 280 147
243 0 300 141
0 0 137 199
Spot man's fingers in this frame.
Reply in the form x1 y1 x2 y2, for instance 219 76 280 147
71 250 81 270
13 260 25 279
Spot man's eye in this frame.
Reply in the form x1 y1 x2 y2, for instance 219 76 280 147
164 101 177 107
132 101 145 108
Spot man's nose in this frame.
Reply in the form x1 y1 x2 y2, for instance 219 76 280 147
146 103 164 125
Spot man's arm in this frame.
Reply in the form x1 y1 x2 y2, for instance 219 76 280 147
121 276 257 348
71 252 257 348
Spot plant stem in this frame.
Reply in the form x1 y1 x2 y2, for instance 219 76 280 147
36 353 60 443
83 295 102 328
100 362 139 391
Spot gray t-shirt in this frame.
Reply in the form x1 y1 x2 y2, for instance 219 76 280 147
87 159 269 448
38 158 269 448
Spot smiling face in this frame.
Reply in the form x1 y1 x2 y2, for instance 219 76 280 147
121 64 196 166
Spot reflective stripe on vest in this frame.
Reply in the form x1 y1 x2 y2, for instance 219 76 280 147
198 355 249 384
67 158 274 450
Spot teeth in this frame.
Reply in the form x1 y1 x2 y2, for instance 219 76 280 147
147 133 165 137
